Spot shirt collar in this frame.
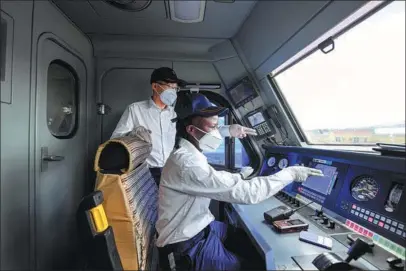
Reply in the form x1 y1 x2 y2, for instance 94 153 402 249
148 97 173 112
178 138 207 161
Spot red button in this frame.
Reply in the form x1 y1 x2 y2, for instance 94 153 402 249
363 229 368 235
350 222 355 228
378 222 384 227
368 217 373 223
368 232 373 237
352 204 356 209
354 225 359 230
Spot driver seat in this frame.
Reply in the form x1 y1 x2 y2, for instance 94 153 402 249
93 126 159 270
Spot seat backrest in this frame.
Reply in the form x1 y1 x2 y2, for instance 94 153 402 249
93 126 159 270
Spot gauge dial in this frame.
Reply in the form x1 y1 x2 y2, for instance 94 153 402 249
278 158 288 169
267 157 276 167
351 176 379 202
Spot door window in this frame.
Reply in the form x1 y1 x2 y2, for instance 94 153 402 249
47 61 78 138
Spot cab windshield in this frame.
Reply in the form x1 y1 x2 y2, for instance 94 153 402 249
272 1 405 146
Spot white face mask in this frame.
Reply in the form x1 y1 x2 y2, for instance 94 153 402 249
193 126 223 151
159 88 177 106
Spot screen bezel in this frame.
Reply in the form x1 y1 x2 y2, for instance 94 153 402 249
226 76 258 108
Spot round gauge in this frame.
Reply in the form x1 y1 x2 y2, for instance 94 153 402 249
278 158 288 169
351 176 379 202
267 157 276 167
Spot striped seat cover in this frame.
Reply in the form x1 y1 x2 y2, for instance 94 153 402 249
94 126 158 270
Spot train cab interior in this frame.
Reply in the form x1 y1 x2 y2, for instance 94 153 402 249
1 0 405 270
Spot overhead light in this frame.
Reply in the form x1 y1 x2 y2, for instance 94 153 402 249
168 0 206 23
104 0 152 11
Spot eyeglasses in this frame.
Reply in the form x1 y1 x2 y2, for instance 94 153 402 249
157 82 180 92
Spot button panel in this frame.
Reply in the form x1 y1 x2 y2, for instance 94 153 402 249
350 204 405 240
254 123 272 136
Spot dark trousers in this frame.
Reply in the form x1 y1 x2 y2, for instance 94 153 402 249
158 221 264 271
149 167 162 186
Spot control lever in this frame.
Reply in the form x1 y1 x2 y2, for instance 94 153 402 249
312 237 370 271
347 233 373 252
264 201 314 223
387 256 404 270
315 209 323 217
344 238 371 263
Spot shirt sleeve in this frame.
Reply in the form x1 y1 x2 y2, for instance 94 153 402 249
179 161 296 204
110 106 136 139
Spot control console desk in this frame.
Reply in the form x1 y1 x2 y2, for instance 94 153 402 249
224 146 406 270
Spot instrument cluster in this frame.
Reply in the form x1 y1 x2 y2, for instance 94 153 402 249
267 155 289 170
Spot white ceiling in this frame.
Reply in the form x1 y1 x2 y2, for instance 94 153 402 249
52 0 258 39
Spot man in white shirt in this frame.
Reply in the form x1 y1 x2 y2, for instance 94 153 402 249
110 67 187 185
156 93 324 270
111 67 257 186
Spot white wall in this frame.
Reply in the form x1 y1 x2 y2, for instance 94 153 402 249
1 1 34 269
92 35 251 143
0 1 94 269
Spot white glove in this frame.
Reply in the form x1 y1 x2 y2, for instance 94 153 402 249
240 166 254 179
282 166 324 182
229 124 257 138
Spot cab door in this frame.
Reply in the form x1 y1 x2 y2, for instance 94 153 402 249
35 37 87 269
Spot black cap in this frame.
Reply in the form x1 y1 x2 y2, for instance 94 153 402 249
150 67 187 87
173 92 229 122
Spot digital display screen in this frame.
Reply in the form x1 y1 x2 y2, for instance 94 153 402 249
248 111 265 127
228 81 257 107
301 164 338 195
287 219 304 226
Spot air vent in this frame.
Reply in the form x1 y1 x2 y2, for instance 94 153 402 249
104 0 151 11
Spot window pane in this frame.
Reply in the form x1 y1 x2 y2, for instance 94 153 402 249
274 1 405 145
203 116 226 166
47 62 78 138
235 139 243 168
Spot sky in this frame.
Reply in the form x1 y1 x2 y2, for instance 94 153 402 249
274 1 405 131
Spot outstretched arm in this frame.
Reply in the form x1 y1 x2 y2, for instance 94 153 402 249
219 124 257 138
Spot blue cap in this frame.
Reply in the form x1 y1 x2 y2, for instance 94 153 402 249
174 93 229 121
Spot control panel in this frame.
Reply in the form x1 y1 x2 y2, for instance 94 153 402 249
259 145 406 270
274 191 349 235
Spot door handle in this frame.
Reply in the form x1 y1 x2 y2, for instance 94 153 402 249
43 155 65 161
41 147 64 172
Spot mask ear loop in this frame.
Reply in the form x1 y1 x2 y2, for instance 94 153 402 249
193 125 208 135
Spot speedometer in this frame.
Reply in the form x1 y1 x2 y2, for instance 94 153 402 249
351 176 379 202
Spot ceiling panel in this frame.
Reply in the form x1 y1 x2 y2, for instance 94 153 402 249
52 0 258 39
